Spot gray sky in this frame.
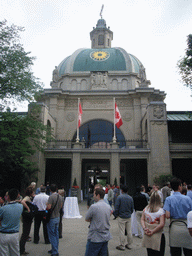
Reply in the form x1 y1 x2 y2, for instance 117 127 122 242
1 0 192 111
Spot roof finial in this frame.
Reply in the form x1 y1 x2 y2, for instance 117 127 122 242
100 4 104 19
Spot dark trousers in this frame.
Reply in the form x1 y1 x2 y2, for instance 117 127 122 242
170 246 192 256
20 218 32 254
85 239 108 256
108 200 112 207
34 211 49 243
147 233 165 256
59 212 63 238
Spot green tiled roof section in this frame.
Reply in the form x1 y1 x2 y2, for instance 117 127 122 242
167 112 192 121
129 54 141 73
73 48 126 72
58 56 71 76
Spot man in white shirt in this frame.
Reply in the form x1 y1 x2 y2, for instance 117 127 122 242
33 186 50 244
187 211 192 236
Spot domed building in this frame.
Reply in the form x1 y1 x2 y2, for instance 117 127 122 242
35 18 192 197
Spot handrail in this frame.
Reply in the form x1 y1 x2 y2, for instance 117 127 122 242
46 139 148 149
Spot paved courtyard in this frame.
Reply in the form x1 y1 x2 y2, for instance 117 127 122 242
23 201 173 256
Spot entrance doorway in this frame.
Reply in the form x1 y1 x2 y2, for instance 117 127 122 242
120 159 148 196
82 159 110 198
45 159 72 196
172 158 192 184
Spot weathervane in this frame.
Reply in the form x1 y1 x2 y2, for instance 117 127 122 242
100 4 104 19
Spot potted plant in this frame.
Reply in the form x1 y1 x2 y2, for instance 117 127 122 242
71 178 79 197
72 178 79 189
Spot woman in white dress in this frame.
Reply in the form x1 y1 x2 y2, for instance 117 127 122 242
141 191 165 256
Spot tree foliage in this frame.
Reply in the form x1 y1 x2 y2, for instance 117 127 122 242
0 106 52 192
0 20 43 109
0 20 51 193
153 174 174 188
178 34 192 92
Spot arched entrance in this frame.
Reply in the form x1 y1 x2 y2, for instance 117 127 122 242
73 119 125 198
73 119 125 147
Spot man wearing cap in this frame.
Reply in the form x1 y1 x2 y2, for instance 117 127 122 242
164 178 192 256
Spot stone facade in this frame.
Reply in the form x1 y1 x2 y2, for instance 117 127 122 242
33 18 192 199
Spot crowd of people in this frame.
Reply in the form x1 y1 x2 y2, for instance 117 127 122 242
86 179 192 256
1 179 192 256
0 182 65 256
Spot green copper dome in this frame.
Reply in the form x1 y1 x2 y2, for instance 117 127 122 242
58 47 144 76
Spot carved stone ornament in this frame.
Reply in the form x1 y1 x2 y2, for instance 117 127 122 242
117 100 132 107
153 105 164 119
122 112 132 122
66 112 75 122
91 72 108 89
139 66 146 83
50 66 60 88
52 66 59 82
151 121 166 125
83 100 112 110
65 100 77 109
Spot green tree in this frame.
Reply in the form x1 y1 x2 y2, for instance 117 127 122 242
0 107 52 192
0 20 42 109
177 34 192 94
153 174 174 188
0 21 51 193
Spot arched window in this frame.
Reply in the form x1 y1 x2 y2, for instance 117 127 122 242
145 120 148 141
73 119 125 148
46 120 52 142
98 35 104 45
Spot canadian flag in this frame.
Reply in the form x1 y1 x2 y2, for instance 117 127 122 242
78 102 82 127
115 102 123 128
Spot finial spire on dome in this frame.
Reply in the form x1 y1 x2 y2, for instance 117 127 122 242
100 4 104 19
90 5 113 49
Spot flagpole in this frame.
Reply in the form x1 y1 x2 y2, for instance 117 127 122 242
113 97 116 143
76 98 80 143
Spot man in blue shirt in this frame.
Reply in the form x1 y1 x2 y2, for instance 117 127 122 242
163 178 192 256
113 185 134 251
0 188 23 256
187 184 192 200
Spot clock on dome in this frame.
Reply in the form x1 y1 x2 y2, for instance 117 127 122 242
90 51 110 61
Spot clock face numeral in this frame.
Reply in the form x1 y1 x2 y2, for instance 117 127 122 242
90 51 110 61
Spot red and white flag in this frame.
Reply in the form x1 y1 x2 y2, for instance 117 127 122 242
78 102 82 128
115 102 123 128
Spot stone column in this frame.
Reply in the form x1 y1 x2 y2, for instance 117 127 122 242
141 97 148 119
110 142 120 186
36 152 46 187
147 102 171 185
72 143 82 201
133 97 141 139
49 96 58 118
